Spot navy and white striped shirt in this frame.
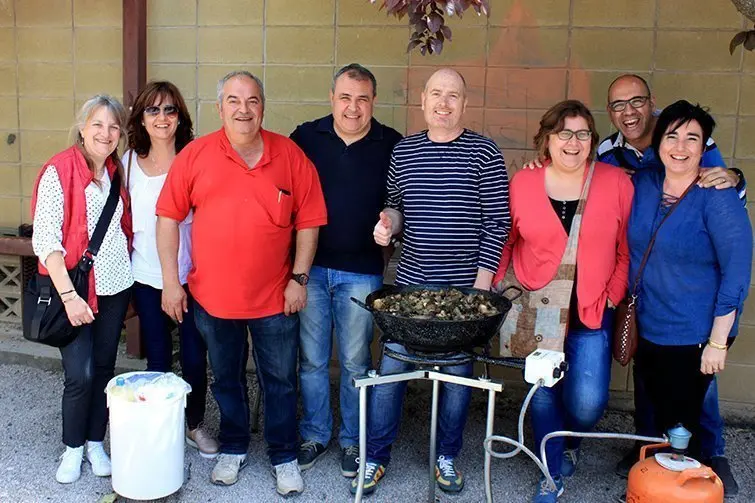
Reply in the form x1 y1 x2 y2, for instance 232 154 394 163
386 129 511 287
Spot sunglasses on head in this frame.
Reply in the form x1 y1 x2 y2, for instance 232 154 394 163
144 105 179 117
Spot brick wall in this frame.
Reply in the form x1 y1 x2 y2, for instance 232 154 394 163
0 0 754 401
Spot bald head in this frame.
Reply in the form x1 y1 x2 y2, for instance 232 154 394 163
607 74 651 103
424 68 467 97
421 68 468 141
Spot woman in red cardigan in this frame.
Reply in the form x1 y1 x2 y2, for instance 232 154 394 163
493 100 633 503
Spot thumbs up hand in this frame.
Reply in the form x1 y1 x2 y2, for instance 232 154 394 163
374 211 394 246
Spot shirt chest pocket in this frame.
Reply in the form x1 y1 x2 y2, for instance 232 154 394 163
256 183 294 228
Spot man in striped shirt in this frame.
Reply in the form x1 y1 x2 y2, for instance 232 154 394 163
350 68 510 496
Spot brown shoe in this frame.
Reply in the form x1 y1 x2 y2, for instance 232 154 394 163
186 427 219 459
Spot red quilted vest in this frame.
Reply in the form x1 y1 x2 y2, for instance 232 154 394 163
30 145 132 313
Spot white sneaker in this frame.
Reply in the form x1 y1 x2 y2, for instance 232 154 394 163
86 441 112 477
211 454 247 486
56 446 83 484
272 460 304 496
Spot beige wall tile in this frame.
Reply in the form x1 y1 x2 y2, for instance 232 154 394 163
197 27 263 64
0 64 15 95
74 63 121 98
571 29 653 70
0 28 15 61
372 106 407 136
503 149 537 173
593 111 615 139
21 164 40 197
338 1 398 26
75 28 122 62
712 116 736 159
147 0 196 26
658 0 744 29
0 97 17 129
74 0 120 26
266 66 333 102
573 0 655 28
568 70 649 111
488 27 568 67
480 108 530 149
0 1 13 26
728 325 755 365
653 73 739 115
656 31 741 72
197 65 264 100
408 27 487 67
407 66 485 107
369 67 408 106
740 75 755 115
745 53 755 74
0 165 20 196
485 68 566 109
197 0 263 26
267 0 335 26
266 27 334 64
263 103 331 136
337 27 410 66
19 98 74 130
20 131 70 164
736 116 755 158
490 0 569 27
717 363 755 402
196 101 221 137
17 28 72 62
0 197 21 226
147 27 197 64
0 130 19 162
16 0 71 27
147 64 197 99
18 63 73 98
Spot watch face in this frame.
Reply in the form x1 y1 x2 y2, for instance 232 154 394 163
294 273 309 286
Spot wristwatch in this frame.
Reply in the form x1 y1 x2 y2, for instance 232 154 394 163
292 272 309 286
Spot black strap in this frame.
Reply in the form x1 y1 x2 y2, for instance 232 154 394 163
629 175 700 296
83 169 121 264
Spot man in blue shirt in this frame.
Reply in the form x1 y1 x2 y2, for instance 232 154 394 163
604 74 741 498
290 64 403 479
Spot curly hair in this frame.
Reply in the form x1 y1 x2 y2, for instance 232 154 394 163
126 81 194 157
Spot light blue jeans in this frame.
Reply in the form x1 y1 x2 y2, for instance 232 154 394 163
298 265 383 448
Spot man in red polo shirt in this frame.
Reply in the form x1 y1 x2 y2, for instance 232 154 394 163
156 71 327 497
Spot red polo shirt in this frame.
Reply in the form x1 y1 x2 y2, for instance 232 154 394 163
157 128 327 319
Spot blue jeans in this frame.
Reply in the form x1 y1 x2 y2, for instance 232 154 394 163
367 343 473 466
633 363 725 458
298 266 383 448
131 282 208 429
530 309 614 478
194 302 299 465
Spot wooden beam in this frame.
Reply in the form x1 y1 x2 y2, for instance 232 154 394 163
123 0 147 109
0 236 33 256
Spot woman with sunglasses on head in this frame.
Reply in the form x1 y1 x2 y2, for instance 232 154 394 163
493 100 634 503
31 95 133 483
123 81 218 458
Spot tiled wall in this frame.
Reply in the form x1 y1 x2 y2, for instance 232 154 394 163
1 0 754 400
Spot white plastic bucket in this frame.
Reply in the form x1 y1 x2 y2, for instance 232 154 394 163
106 371 190 500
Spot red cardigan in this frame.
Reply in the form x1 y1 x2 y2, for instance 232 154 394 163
494 161 634 329
31 146 132 312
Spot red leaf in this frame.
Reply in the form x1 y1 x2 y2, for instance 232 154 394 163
730 31 747 55
427 12 443 33
440 24 452 41
429 36 443 54
745 31 755 51
407 39 422 53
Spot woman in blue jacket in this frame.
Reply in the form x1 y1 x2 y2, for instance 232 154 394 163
628 100 752 458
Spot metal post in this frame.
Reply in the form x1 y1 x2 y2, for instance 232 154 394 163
354 377 370 503
484 387 497 503
428 373 441 503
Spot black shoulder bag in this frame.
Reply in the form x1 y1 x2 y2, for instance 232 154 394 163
22 170 122 347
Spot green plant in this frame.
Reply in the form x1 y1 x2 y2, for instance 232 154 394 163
370 0 490 55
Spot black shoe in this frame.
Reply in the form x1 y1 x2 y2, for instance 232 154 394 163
615 443 642 479
341 445 359 478
706 456 739 498
297 440 327 470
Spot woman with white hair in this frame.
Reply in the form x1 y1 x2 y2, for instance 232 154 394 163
30 95 134 483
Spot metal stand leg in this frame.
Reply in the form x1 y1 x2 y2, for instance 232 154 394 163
428 374 441 503
354 384 369 503
484 387 496 503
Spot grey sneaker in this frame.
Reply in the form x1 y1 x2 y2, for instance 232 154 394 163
297 440 327 470
561 448 579 477
211 453 247 486
272 460 304 496
341 445 360 478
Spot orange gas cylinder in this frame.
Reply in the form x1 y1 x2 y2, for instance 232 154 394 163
626 442 723 503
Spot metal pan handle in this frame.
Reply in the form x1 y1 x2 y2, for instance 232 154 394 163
350 297 374 312
500 285 523 302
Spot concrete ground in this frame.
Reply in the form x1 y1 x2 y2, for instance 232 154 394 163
1 329 754 503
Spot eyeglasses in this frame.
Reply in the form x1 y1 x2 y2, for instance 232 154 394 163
555 129 592 141
608 95 651 113
144 105 179 117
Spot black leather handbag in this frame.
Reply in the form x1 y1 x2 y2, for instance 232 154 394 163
22 171 121 348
